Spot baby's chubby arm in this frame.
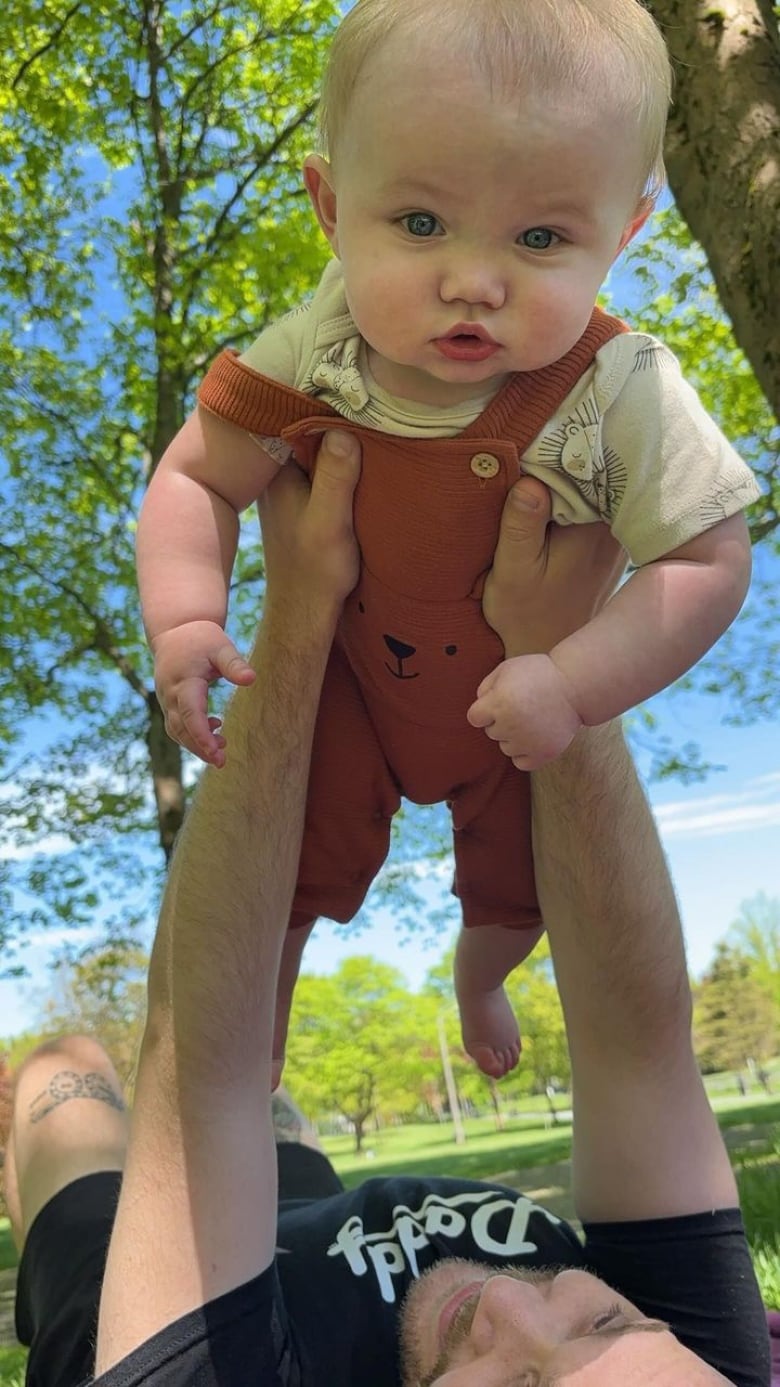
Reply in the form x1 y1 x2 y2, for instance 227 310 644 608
137 406 280 765
468 512 752 770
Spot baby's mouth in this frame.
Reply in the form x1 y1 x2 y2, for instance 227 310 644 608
434 329 500 361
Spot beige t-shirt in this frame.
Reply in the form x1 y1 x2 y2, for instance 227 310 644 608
240 259 760 565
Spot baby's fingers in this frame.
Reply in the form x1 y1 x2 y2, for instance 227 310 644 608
170 686 224 767
211 640 256 688
466 694 495 730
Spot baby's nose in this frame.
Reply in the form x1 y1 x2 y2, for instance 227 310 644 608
439 258 506 309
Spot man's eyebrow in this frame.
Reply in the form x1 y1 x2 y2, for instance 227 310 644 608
540 1318 669 1387
591 1317 669 1340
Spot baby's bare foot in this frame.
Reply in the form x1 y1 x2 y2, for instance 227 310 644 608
458 987 521 1080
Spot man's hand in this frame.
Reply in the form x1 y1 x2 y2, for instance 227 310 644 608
259 429 362 618
482 476 626 656
467 653 582 770
152 620 255 767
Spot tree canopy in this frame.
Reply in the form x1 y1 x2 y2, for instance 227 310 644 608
2 0 779 964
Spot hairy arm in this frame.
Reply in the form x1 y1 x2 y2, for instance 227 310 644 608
481 480 737 1220
97 433 360 1372
533 725 738 1222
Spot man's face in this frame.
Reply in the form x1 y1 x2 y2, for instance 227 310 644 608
399 1260 735 1386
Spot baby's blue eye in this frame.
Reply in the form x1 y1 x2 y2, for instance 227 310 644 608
521 227 556 250
403 212 439 237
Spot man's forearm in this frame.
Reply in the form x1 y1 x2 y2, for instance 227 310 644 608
146 592 340 1089
532 724 687 1048
532 724 737 1220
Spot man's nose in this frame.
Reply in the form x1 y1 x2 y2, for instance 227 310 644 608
467 1275 560 1356
439 255 506 310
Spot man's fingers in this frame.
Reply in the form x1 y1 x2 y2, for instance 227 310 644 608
309 430 361 503
492 477 552 582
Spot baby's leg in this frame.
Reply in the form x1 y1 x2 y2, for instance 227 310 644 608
454 923 545 1079
273 921 316 1091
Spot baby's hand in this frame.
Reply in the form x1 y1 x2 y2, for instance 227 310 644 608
151 621 256 767
467 654 582 771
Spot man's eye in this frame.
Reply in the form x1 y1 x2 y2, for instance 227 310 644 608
590 1303 624 1333
520 227 558 250
401 212 441 237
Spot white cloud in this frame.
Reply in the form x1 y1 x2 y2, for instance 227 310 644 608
654 776 780 839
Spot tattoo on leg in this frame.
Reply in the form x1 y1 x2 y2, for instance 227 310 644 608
29 1070 126 1124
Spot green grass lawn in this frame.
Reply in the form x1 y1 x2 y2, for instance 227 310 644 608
322 1112 575 1187
0 1219 24 1385
0 1224 17 1276
0 1346 25 1386
323 1094 780 1187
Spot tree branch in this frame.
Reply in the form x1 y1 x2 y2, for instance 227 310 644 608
11 0 84 89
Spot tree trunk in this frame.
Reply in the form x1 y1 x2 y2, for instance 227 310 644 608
544 1085 560 1126
146 692 186 860
488 1078 506 1131
649 1 780 419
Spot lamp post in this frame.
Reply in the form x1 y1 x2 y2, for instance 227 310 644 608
437 1011 466 1146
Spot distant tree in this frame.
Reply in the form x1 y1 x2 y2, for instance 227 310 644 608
37 938 148 1091
284 957 432 1151
0 1053 12 1218
694 943 779 1078
507 948 571 1121
727 894 780 1012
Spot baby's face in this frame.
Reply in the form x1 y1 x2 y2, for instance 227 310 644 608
305 51 648 408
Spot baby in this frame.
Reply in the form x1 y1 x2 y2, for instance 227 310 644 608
137 0 759 1086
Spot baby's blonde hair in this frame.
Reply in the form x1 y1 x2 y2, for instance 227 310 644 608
319 0 672 203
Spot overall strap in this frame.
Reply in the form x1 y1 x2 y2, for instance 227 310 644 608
198 351 340 435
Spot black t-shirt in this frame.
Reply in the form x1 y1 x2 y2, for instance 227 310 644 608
85 1177 770 1387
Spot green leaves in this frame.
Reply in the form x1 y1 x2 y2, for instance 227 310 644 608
1 0 338 944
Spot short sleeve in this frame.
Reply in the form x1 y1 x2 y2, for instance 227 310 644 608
521 335 761 565
239 260 349 392
238 307 310 388
582 1209 771 1387
591 337 760 563
88 1265 305 1387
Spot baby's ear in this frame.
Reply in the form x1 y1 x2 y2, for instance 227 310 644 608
303 155 340 256
615 196 654 257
